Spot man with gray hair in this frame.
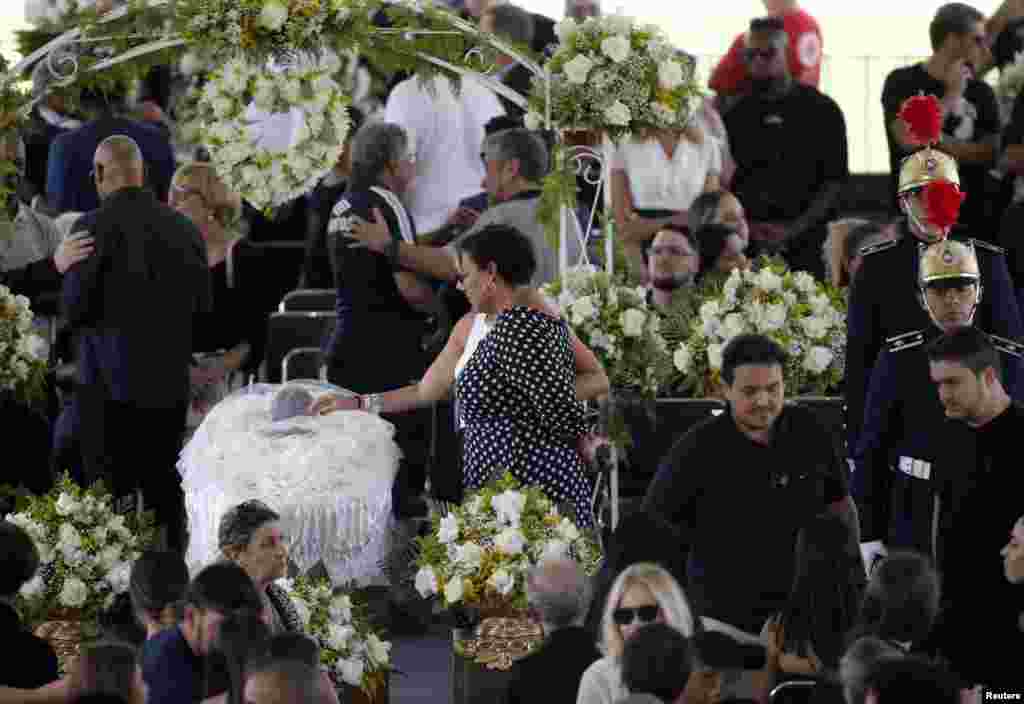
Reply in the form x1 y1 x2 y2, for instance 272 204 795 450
480 3 535 117
350 127 564 287
63 134 210 553
504 559 600 704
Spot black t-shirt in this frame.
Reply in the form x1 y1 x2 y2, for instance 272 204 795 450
724 84 848 222
881 64 1000 231
642 404 849 634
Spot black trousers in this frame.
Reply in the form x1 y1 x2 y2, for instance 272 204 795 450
78 387 187 552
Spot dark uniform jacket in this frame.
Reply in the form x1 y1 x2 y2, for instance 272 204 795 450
845 223 1023 454
853 327 1024 552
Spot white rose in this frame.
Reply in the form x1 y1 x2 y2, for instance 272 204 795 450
801 315 829 340
292 599 311 628
792 271 817 294
562 54 594 85
366 633 391 667
542 539 569 561
98 544 121 570
756 268 783 292
59 523 82 549
673 344 692 374
337 656 365 686
491 490 527 527
804 346 834 374
55 493 78 517
619 308 646 337
494 528 526 555
557 518 580 542
258 0 289 31
444 577 464 604
329 594 352 623
600 35 631 63
700 300 721 323
465 496 485 517
19 575 45 599
604 13 634 34
37 544 55 564
438 514 460 545
707 343 724 371
59 577 89 608
280 79 302 105
414 566 439 598
603 100 631 127
554 17 577 43
809 293 832 315
327 623 355 651
763 304 788 332
722 313 747 340
657 60 685 89
524 111 543 130
570 295 597 325
782 291 798 307
179 51 201 76
211 96 234 119
487 569 516 597
106 562 131 593
454 542 484 570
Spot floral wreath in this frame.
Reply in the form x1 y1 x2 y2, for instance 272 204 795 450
192 54 351 211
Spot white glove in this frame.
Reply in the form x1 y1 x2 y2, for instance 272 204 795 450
860 540 887 577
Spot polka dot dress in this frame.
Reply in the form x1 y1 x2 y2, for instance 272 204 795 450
456 306 595 527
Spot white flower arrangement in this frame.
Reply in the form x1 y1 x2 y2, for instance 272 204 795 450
0 285 50 405
666 258 847 397
7 475 155 624
526 13 703 141
280 576 391 700
413 471 601 612
540 265 672 396
189 53 351 211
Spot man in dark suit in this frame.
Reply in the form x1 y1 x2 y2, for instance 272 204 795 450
63 135 211 553
46 89 176 214
505 559 600 704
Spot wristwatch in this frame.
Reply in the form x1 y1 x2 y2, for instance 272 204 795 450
359 393 383 414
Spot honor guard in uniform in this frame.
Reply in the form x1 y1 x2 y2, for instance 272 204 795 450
854 239 1024 572
845 95 1023 460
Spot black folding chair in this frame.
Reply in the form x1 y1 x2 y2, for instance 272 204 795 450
278 289 336 313
264 312 337 383
282 347 326 382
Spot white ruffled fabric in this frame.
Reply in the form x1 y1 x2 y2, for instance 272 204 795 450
178 382 400 585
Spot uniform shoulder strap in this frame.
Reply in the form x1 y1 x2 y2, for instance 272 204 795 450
886 330 925 352
970 238 1006 256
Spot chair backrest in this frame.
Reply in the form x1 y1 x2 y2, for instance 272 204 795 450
769 679 818 704
279 289 337 313
264 312 337 383
282 347 326 382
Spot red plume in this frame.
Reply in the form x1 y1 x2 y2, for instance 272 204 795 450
924 180 965 230
898 94 943 146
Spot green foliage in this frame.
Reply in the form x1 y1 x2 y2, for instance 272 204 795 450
538 146 579 255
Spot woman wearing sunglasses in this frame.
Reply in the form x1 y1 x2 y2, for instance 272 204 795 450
577 563 705 704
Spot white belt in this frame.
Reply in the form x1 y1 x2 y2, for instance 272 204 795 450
897 456 931 480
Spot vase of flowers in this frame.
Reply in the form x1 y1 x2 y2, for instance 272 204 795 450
280 576 392 703
412 471 601 617
0 284 48 407
525 13 703 142
5 474 155 668
664 258 847 397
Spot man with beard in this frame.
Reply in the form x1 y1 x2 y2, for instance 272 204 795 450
643 334 859 635
854 240 1024 573
882 4 1000 237
646 225 698 311
722 16 848 280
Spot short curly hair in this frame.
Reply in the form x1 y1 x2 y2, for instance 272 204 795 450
218 500 280 554
0 520 40 596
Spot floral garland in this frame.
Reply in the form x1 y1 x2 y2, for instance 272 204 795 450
413 471 601 612
663 258 847 397
0 285 49 405
541 265 672 397
6 474 155 626
280 576 392 701
525 14 703 141
191 54 351 210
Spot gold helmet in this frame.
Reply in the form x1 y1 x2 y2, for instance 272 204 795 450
898 148 960 195
919 239 979 285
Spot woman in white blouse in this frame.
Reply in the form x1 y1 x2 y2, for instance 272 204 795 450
611 122 722 282
576 563 701 704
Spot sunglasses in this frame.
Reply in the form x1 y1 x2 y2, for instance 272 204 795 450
612 605 660 626
743 47 778 61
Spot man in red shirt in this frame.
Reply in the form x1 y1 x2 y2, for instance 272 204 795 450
710 0 823 98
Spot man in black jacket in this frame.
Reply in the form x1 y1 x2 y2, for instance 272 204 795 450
62 135 210 553
505 559 600 704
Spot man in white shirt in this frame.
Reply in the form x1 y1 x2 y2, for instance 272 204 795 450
383 74 504 233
